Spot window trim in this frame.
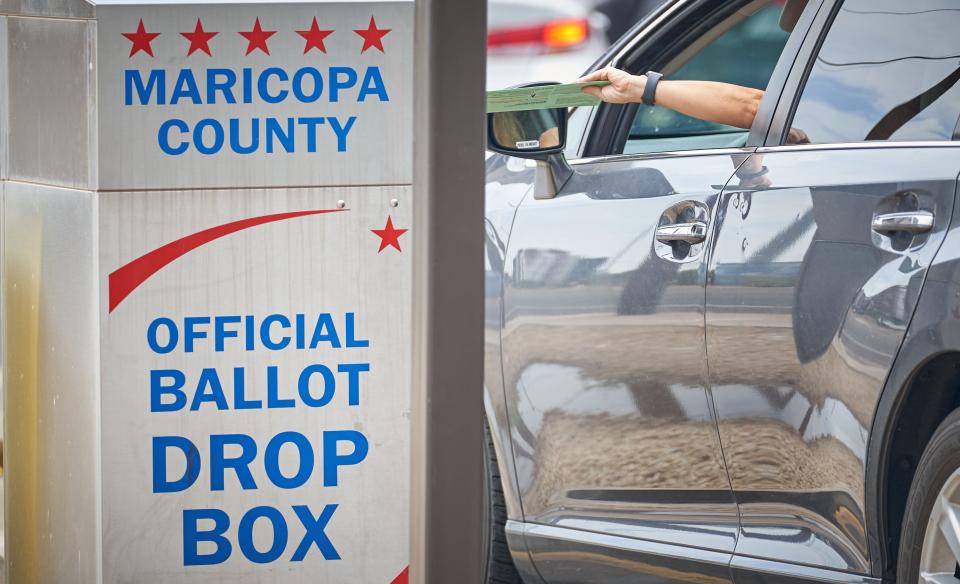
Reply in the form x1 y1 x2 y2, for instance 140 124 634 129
765 0 843 146
582 0 738 158
751 0 827 146
612 1 765 156
758 140 960 154
576 0 815 160
565 0 692 160
568 145 758 166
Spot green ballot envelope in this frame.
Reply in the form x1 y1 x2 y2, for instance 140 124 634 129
486 81 612 113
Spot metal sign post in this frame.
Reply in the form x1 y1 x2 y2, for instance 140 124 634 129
410 0 486 582
0 0 487 581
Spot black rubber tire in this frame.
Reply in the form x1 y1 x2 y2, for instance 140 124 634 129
482 419 525 584
898 407 960 583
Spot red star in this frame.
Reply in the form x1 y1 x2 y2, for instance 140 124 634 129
297 17 334 54
371 216 408 253
180 19 218 56
354 16 391 53
239 18 276 56
122 19 160 58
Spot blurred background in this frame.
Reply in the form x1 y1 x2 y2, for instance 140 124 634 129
486 0 663 89
486 0 787 90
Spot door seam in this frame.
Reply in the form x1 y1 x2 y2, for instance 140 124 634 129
701 151 757 560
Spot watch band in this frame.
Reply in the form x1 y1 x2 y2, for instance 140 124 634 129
738 165 769 180
642 71 663 106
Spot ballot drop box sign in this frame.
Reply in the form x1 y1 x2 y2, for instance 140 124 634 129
96 2 412 582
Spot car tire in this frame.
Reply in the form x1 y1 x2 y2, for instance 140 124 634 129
483 419 525 584
898 407 960 583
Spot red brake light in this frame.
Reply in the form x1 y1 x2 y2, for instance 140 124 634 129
488 17 589 50
542 18 589 49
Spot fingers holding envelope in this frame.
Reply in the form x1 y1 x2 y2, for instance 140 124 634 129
577 67 643 104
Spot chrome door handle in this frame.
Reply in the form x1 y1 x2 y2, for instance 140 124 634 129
655 221 708 244
871 211 934 234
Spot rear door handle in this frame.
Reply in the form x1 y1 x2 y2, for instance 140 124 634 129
655 221 708 244
871 211 934 234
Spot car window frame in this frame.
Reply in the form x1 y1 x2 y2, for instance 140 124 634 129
749 0 826 146
572 0 820 161
764 0 847 147
576 0 693 159
764 0 960 150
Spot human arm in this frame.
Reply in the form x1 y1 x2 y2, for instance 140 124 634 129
578 66 765 130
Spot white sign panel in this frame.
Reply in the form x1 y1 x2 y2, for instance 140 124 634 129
97 2 413 190
96 3 413 583
100 190 412 584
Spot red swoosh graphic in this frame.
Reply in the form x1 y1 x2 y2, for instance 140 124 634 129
108 209 346 313
391 567 408 584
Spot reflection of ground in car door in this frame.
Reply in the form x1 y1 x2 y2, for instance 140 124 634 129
497 2 797 583
706 0 960 575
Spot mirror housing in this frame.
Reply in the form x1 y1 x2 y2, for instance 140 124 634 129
486 82 568 160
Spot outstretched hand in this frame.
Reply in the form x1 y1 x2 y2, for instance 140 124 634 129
577 67 644 104
578 66 766 130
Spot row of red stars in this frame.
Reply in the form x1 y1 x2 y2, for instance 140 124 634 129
123 16 391 58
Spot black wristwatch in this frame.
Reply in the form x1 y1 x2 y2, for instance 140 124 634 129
738 165 769 180
642 71 663 106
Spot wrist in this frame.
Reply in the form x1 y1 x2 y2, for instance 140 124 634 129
628 74 647 103
641 71 663 105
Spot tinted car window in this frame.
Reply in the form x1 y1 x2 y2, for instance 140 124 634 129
788 0 960 144
624 4 790 155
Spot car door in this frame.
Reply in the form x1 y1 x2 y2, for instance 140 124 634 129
704 0 960 578
496 2 804 582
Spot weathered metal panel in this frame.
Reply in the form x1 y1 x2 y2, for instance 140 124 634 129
0 178 4 577
6 17 96 189
0 16 8 181
0 0 95 20
3 181 101 584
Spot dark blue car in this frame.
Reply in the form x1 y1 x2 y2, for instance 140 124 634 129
481 1 960 583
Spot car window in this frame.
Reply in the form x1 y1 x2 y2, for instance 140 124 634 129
624 4 791 155
787 0 960 145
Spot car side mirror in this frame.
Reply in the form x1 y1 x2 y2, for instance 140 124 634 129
486 107 567 160
487 108 567 160
486 82 573 199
